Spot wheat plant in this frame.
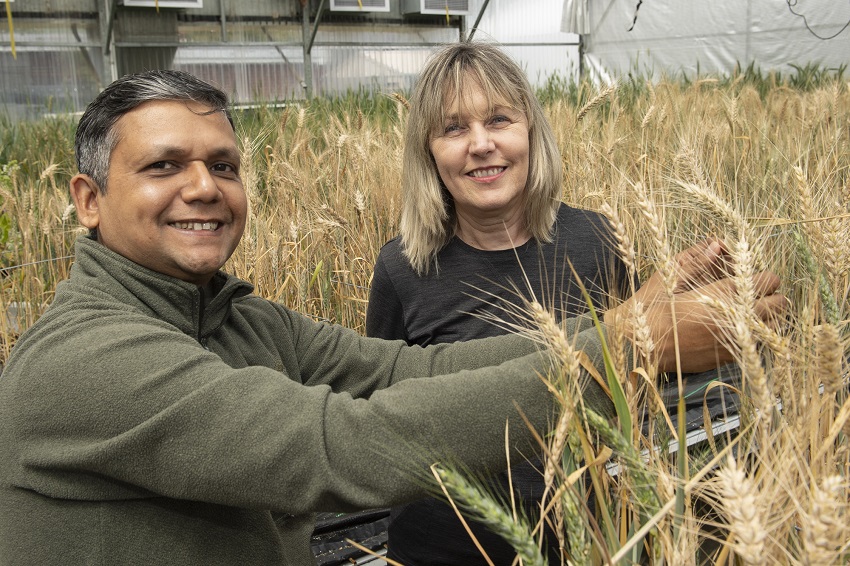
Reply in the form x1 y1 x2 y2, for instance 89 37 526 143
1 67 848 564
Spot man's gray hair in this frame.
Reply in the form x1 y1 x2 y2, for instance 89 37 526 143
74 69 233 194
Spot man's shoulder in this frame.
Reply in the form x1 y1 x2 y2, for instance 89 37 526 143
230 291 292 321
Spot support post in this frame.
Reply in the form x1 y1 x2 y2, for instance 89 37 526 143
99 0 118 84
300 0 326 99
219 0 227 42
466 0 490 41
301 0 312 99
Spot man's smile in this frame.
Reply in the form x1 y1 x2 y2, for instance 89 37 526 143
169 221 222 231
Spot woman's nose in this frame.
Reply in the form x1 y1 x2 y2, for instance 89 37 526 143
468 124 494 156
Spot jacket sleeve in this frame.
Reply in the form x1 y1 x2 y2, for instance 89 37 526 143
283 302 605 397
2 300 610 517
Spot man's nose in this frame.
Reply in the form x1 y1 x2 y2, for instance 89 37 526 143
182 162 220 202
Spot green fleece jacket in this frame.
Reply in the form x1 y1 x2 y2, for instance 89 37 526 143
0 236 611 565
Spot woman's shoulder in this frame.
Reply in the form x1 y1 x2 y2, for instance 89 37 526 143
374 236 421 282
376 236 465 270
376 236 405 264
554 202 611 233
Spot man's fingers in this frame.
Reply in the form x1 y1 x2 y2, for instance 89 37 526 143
752 271 781 298
673 238 732 292
754 292 790 325
681 270 788 332
688 270 781 301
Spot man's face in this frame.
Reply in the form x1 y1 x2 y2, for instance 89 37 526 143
74 100 247 286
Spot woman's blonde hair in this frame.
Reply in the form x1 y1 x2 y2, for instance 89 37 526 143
400 41 562 275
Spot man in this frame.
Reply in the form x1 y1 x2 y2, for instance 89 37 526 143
0 70 786 565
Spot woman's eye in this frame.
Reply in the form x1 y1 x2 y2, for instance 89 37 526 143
491 115 510 125
444 123 462 135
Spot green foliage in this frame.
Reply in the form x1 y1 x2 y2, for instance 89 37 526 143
0 213 10 252
0 160 17 187
307 89 407 129
0 161 19 266
615 73 653 111
0 113 76 185
536 70 581 106
788 61 847 90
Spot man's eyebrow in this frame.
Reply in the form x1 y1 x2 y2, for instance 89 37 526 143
208 147 242 163
143 145 241 163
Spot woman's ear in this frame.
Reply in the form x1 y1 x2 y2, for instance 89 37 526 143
69 174 102 230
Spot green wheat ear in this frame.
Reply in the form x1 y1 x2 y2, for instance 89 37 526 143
432 464 548 566
585 408 661 519
793 229 839 325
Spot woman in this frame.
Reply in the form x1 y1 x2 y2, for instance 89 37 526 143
366 42 631 565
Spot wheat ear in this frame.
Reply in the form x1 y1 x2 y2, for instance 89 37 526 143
577 81 618 122
432 465 548 566
717 457 767 565
802 475 845 565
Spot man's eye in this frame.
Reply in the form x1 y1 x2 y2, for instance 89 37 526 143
211 163 238 174
149 161 174 170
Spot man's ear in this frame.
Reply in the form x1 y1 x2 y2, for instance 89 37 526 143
69 174 102 230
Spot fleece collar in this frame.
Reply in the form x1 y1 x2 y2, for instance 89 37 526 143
66 236 254 341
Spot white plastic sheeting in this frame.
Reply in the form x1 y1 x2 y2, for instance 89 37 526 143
561 0 590 34
465 0 581 87
564 0 850 81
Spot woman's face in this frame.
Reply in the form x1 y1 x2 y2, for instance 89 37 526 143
429 80 530 225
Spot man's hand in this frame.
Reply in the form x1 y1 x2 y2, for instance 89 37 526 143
606 239 789 374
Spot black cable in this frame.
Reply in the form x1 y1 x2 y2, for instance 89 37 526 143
786 0 850 40
627 0 643 32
